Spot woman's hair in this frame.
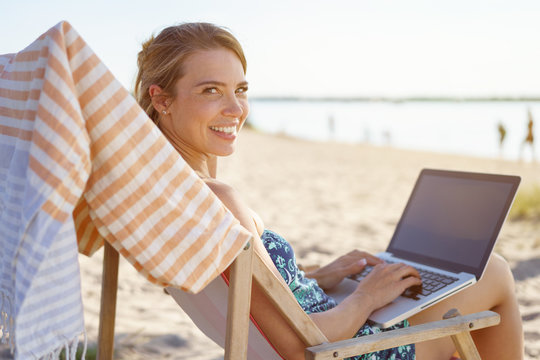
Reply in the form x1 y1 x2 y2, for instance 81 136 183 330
134 22 247 123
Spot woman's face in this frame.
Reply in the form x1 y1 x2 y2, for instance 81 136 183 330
164 48 249 158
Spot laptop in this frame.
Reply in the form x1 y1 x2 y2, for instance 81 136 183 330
329 168 520 328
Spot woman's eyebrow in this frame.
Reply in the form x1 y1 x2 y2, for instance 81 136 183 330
195 80 249 87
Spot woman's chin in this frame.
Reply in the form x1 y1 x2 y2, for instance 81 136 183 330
212 146 236 157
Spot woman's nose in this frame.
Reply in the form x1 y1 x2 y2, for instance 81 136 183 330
222 94 244 118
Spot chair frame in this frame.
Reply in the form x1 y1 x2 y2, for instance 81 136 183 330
97 242 119 360
96 241 499 360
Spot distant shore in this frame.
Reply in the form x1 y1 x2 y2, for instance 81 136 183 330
251 96 540 103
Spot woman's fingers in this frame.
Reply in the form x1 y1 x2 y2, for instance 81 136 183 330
355 262 424 310
347 258 368 274
365 255 384 266
396 263 421 281
377 262 421 279
402 274 423 288
334 258 367 279
356 251 384 266
366 262 422 289
346 250 383 267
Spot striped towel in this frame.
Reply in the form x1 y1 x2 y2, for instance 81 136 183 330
0 21 252 359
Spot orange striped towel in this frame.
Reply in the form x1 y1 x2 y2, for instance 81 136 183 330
0 21 251 359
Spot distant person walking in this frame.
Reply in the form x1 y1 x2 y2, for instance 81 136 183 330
520 109 535 161
328 114 335 140
497 121 506 156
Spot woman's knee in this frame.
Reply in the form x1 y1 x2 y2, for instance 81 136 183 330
487 253 513 282
481 253 516 299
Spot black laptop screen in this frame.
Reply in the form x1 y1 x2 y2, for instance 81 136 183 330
387 169 520 278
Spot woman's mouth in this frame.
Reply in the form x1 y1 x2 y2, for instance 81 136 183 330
210 125 237 135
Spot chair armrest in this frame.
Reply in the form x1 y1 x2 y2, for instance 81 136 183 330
305 310 500 360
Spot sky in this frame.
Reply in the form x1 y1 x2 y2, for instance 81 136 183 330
3 0 540 98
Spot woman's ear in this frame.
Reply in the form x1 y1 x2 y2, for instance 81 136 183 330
149 84 169 113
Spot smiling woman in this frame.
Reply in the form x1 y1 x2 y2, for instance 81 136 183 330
151 48 249 167
134 22 249 178
132 22 524 360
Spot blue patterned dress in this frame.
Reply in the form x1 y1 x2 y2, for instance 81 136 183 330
261 229 415 360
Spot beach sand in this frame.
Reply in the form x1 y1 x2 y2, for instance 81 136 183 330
21 129 540 359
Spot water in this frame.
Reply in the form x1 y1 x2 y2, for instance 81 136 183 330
247 100 539 161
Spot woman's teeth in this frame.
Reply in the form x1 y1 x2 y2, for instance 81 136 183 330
210 126 236 134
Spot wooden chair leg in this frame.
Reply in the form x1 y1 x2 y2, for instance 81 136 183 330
224 240 254 360
97 242 120 360
443 309 481 360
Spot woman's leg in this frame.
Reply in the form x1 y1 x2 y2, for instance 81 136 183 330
410 253 523 360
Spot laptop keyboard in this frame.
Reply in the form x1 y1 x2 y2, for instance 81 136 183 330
348 262 459 300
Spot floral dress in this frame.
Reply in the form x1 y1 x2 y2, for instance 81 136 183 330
261 229 415 360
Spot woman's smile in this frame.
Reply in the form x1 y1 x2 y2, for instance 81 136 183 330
209 123 239 139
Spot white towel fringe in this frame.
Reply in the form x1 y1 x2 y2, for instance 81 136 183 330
0 291 14 353
1 292 87 360
80 332 88 360
39 333 86 360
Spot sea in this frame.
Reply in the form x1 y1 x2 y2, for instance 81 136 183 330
247 100 539 161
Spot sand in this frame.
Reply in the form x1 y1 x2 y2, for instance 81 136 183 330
84 129 540 359
4 129 538 359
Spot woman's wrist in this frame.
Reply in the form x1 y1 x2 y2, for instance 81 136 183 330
313 291 374 341
299 263 321 274
305 267 331 290
347 289 377 314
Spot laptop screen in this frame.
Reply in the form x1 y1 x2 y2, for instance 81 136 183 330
387 169 520 279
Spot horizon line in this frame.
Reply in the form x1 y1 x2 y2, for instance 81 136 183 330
250 95 540 103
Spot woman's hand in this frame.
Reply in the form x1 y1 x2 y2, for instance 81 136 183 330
352 262 422 313
306 250 384 290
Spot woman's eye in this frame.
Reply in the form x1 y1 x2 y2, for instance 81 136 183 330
236 86 248 95
204 87 219 94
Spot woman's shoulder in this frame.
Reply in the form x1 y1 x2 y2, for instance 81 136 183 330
203 178 237 200
203 178 264 235
203 179 245 214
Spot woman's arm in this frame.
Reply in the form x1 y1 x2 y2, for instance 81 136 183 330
310 262 421 342
205 180 308 359
206 180 421 359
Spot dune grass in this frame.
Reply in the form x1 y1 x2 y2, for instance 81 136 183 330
58 345 97 360
509 185 540 221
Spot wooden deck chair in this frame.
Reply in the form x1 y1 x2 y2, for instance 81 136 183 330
97 238 254 360
97 241 500 360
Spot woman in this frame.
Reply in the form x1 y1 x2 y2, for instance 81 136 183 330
134 23 524 360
